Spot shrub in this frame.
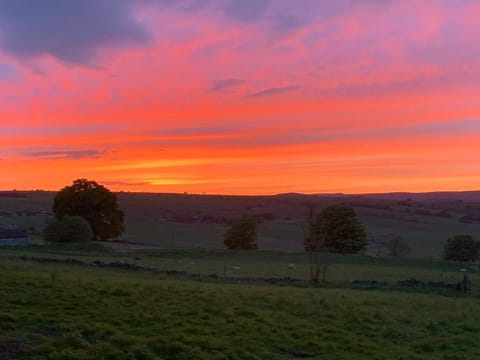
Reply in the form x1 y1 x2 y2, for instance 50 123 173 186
444 235 480 261
224 215 258 250
43 216 93 243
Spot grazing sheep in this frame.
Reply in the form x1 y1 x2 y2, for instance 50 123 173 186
288 263 296 270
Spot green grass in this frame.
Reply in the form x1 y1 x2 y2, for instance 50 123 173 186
2 245 479 293
1 260 480 359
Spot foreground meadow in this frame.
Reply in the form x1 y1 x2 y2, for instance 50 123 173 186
1 259 479 360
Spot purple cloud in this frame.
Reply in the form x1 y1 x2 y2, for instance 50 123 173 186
0 63 19 80
223 0 271 22
211 78 245 92
0 0 150 65
221 0 355 34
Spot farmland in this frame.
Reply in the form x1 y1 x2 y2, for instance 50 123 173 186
2 191 480 257
2 191 480 359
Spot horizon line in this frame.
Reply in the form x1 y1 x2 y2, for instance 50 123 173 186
1 189 480 197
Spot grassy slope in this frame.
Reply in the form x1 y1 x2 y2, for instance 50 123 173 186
1 260 480 360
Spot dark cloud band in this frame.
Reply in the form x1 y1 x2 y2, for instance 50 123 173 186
0 0 150 65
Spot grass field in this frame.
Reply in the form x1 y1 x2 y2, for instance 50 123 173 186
1 244 479 290
1 258 480 360
0 243 480 288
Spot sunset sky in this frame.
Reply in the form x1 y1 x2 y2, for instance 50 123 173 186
1 0 479 194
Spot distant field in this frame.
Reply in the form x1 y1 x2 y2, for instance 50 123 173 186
1 257 479 359
2 191 480 257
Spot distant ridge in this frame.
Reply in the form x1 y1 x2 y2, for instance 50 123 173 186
274 191 480 202
353 191 480 202
274 192 308 197
2 190 480 202
275 192 348 199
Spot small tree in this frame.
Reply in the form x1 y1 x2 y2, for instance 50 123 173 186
44 215 93 243
444 235 480 261
224 215 258 250
53 179 124 241
386 235 411 257
313 204 367 254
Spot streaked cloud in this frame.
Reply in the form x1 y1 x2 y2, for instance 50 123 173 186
245 85 300 98
211 78 245 92
101 180 150 186
159 124 243 136
25 150 103 159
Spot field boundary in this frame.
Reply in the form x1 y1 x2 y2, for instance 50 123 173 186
2 255 473 296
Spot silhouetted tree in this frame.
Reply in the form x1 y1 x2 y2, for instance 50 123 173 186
444 235 479 261
313 204 367 254
43 215 93 242
224 215 258 249
53 179 124 241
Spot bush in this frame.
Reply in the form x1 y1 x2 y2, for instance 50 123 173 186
224 215 258 250
43 216 93 243
444 235 480 261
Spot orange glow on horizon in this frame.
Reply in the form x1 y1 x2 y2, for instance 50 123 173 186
1 1 480 195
